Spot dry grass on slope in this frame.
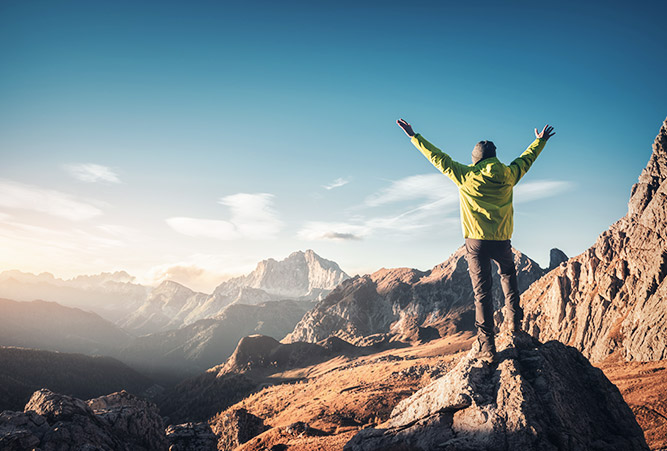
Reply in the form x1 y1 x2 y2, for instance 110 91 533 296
210 332 474 451
597 354 667 451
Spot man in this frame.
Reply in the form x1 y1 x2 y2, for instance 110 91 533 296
396 118 555 362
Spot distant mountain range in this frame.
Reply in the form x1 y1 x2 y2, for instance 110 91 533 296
284 247 561 345
0 270 147 323
121 250 349 335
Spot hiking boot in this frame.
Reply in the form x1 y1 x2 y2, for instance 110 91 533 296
475 335 496 364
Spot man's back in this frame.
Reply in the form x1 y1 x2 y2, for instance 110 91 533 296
409 132 548 240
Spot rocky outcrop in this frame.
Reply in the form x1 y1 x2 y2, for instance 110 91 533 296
344 333 649 451
548 248 568 270
165 422 217 451
285 247 548 345
213 407 270 450
520 118 667 362
1 389 168 450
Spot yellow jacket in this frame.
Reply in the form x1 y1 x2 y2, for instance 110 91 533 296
411 134 547 240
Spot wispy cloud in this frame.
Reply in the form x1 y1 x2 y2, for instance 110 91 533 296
364 174 455 207
0 179 103 221
167 193 283 240
323 177 350 190
64 163 121 183
514 180 573 203
300 174 573 242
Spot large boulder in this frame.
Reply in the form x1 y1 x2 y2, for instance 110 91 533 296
344 333 649 451
0 389 168 451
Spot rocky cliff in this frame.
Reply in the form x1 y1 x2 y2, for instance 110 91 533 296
344 333 649 451
285 247 551 345
520 118 667 363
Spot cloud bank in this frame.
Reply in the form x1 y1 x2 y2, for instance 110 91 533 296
64 163 121 183
167 193 283 240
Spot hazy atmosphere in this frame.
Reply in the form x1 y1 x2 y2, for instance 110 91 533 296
2 0 666 291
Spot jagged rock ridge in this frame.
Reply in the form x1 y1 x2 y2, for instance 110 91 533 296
344 333 649 451
285 247 554 345
520 118 667 362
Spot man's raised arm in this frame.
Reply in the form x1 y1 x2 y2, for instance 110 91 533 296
508 124 555 185
397 118 469 186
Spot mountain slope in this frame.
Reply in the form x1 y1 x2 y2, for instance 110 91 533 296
119 299 317 378
520 117 667 363
0 347 152 411
0 298 131 355
284 247 549 345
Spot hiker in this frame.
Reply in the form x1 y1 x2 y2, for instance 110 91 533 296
396 119 555 362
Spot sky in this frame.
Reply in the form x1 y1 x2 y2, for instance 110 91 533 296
1 0 666 292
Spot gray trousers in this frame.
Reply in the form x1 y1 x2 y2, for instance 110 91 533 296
465 238 522 339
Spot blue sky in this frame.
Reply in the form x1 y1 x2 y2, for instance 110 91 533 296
1 0 666 291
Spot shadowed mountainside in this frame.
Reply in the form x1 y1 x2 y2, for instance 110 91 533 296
0 347 153 412
0 298 131 355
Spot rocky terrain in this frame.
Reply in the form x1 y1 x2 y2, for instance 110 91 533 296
0 298 131 355
0 389 168 450
520 118 667 363
158 333 398 424
122 250 349 335
0 347 152 412
285 247 553 345
119 299 317 381
0 270 147 323
345 333 647 451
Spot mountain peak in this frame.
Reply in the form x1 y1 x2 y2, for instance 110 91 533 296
628 117 667 217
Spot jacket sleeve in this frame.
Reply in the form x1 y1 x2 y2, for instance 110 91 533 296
508 138 547 185
411 133 469 186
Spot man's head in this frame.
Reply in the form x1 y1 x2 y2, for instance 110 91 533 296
472 140 496 165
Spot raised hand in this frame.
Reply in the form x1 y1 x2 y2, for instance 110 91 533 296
397 118 415 137
534 124 555 141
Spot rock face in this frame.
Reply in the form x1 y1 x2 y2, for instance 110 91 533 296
520 118 667 363
122 250 348 334
285 247 548 345
344 333 649 451
548 248 568 270
213 407 270 450
165 422 217 451
1 389 168 450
